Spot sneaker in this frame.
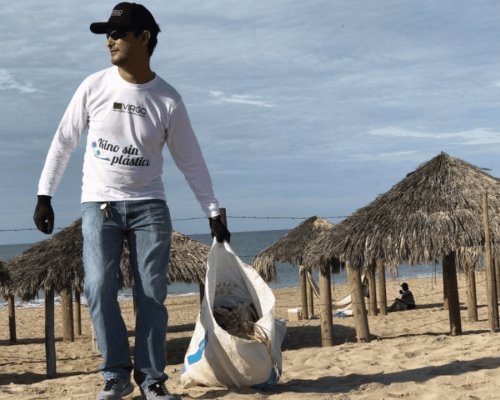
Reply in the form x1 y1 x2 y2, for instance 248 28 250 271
140 381 177 400
97 378 134 400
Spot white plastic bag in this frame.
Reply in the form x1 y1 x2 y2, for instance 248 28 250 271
181 240 286 389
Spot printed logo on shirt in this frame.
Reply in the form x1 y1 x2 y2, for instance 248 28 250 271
91 138 151 167
113 102 147 117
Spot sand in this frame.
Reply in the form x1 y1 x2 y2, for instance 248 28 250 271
1 273 500 399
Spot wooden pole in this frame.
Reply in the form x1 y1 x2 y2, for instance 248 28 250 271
45 288 57 378
483 193 499 332
442 269 449 311
366 265 377 316
8 295 16 343
319 265 333 346
442 252 462 336
443 266 448 310
346 262 370 342
376 259 387 315
495 256 500 302
74 290 82 336
199 283 205 304
61 288 74 342
299 267 309 319
306 270 314 318
465 264 478 322
492 254 499 316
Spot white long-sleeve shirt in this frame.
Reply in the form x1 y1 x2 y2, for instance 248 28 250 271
38 66 219 217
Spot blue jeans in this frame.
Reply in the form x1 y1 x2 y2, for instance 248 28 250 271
81 200 172 389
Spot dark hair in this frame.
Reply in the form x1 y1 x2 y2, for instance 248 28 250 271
133 24 160 57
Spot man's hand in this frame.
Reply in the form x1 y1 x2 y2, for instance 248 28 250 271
209 215 230 243
33 195 54 234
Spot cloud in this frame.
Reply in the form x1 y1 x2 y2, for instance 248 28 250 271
0 69 39 94
3 0 500 243
349 150 424 163
369 127 500 145
209 90 274 108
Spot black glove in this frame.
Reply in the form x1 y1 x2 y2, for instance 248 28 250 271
209 215 230 243
33 195 54 234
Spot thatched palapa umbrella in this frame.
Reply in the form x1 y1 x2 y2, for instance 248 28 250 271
0 261 16 342
253 216 340 346
8 219 209 301
7 218 210 378
8 220 85 302
254 216 340 280
310 152 500 338
0 260 10 294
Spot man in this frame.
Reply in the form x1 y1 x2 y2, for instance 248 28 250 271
33 3 230 399
388 282 416 312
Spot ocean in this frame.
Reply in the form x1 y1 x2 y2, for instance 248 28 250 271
0 229 441 308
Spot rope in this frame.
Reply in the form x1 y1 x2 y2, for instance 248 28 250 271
300 266 321 299
0 215 348 233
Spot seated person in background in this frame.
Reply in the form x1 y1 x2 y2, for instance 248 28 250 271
388 282 416 312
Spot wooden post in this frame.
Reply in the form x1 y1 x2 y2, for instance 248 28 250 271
492 254 499 316
45 288 57 378
376 259 387 315
495 256 500 302
199 283 205 304
306 270 314 318
346 262 370 342
443 252 462 336
8 295 16 343
366 265 377 316
61 288 74 342
465 264 478 322
442 270 449 311
299 267 309 319
483 193 499 332
319 265 333 346
74 290 82 336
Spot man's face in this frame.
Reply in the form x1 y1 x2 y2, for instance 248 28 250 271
106 30 148 66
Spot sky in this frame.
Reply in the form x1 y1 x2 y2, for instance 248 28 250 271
2 0 500 245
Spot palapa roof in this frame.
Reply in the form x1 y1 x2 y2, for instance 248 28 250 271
309 152 500 271
7 219 209 302
0 260 11 298
253 216 341 281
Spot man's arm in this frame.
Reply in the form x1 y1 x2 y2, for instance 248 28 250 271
34 81 89 234
166 100 230 242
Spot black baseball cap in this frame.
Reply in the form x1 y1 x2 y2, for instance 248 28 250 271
90 2 160 35
401 282 409 290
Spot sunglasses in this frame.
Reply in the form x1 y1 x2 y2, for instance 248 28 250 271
106 30 129 40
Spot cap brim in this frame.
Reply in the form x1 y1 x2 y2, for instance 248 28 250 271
90 22 110 34
90 22 128 34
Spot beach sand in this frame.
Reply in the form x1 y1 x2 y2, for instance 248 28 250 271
1 273 500 399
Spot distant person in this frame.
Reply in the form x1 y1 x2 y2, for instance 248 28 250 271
33 3 230 400
388 282 416 312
